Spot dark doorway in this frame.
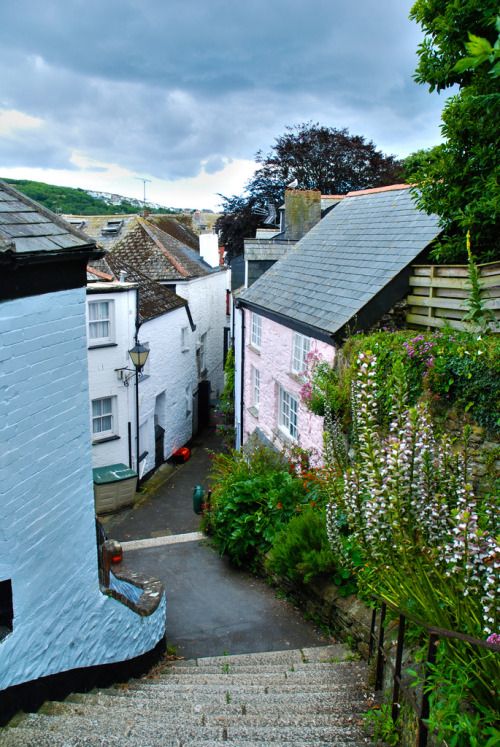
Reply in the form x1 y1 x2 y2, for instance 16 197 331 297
155 424 165 469
198 380 211 430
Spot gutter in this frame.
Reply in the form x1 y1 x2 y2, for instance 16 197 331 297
235 298 336 347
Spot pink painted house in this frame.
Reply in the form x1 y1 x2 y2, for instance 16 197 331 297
234 185 442 457
242 310 334 460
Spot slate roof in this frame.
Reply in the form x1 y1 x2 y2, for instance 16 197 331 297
146 215 200 252
71 214 211 281
63 214 139 251
62 213 201 255
0 179 97 254
239 186 442 341
87 254 187 323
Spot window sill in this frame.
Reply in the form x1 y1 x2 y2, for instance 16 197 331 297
287 371 306 384
88 343 118 350
247 345 261 355
247 406 259 419
92 435 121 445
273 427 297 446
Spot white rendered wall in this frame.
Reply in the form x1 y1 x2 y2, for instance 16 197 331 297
135 306 196 478
0 288 165 691
199 233 219 268
174 269 228 399
241 309 335 464
87 287 137 469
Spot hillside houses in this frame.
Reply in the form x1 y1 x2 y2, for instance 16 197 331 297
233 185 442 456
68 213 229 412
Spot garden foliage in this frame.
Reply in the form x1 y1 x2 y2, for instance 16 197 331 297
207 446 310 566
407 0 500 263
215 347 236 450
301 328 500 436
323 350 500 740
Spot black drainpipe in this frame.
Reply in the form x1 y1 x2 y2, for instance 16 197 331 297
135 287 141 482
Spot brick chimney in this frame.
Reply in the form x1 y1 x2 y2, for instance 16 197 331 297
284 189 321 241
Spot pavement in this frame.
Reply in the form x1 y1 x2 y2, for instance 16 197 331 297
101 426 330 661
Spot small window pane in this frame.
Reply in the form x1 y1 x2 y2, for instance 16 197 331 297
292 333 310 374
253 368 260 409
92 397 113 435
89 301 111 341
251 314 262 349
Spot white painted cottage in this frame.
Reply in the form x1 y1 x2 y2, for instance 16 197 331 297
86 257 197 481
67 214 230 434
0 180 166 722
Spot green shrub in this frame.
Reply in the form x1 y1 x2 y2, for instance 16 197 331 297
267 505 359 594
209 446 309 566
267 506 337 583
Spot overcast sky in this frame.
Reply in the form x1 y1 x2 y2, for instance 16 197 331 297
0 1 447 210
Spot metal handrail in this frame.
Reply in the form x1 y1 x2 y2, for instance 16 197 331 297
368 595 500 747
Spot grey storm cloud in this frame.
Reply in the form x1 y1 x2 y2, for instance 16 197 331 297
0 0 446 181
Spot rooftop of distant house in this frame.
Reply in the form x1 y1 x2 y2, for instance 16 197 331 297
239 184 442 342
0 179 98 255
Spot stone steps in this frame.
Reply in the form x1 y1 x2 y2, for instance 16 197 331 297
0 646 381 746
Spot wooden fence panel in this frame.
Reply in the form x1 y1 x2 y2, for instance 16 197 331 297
406 262 500 332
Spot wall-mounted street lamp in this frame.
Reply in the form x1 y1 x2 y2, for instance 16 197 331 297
116 342 150 479
118 343 150 387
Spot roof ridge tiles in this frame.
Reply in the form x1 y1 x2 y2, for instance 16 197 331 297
87 266 115 281
346 183 410 197
137 216 190 278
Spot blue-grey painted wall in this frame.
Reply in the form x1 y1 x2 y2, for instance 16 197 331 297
0 288 165 691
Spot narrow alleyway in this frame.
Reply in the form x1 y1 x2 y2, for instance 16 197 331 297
1 427 379 745
102 426 331 660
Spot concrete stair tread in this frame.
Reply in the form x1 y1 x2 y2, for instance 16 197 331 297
1 720 373 743
0 732 378 747
60 691 370 714
176 645 351 668
0 647 377 746
164 661 364 676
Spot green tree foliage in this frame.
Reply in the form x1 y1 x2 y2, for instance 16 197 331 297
407 1 500 263
216 123 403 261
250 123 402 200
454 15 500 79
214 194 265 262
410 0 499 91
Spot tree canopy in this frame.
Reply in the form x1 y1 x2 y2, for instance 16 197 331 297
407 1 500 264
216 123 402 261
410 1 499 91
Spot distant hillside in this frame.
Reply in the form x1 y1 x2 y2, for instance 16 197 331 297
1 179 178 216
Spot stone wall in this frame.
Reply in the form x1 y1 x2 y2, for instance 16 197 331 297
255 557 373 658
437 406 500 494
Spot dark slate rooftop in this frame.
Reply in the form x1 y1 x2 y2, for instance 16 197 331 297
0 179 96 254
87 216 212 281
87 254 187 323
239 186 442 339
